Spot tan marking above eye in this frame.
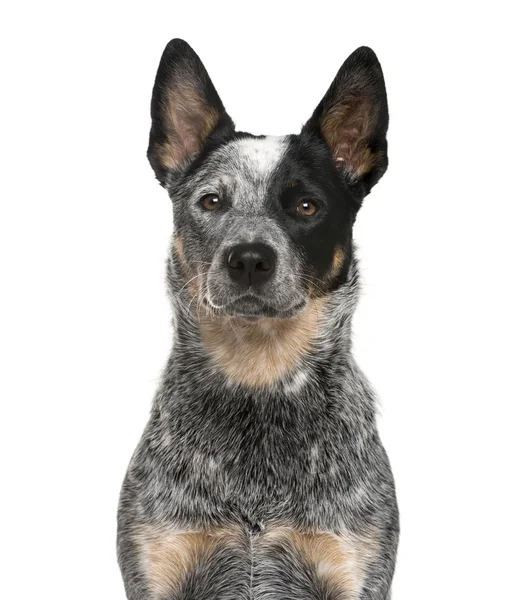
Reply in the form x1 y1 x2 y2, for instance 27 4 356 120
296 199 318 216
200 193 221 211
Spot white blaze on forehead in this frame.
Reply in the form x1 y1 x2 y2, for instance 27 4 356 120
213 135 289 203
219 135 289 210
193 135 290 213
230 135 289 176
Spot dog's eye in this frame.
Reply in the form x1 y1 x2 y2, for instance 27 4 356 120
200 194 221 211
296 200 318 216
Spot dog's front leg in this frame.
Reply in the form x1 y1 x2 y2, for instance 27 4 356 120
118 506 251 599
357 521 399 600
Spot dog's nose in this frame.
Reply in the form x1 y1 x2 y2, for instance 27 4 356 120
226 243 276 287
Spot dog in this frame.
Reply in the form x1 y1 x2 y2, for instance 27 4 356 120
117 39 399 600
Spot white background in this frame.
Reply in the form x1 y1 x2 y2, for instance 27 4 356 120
1 1 509 598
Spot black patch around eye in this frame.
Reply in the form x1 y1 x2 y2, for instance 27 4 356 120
267 135 359 288
296 200 318 216
280 182 323 218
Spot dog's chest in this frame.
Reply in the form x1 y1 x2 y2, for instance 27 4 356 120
143 388 373 528
133 406 380 600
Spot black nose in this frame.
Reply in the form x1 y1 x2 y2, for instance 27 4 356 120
226 243 276 287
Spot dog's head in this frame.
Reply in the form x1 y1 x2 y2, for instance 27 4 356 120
148 39 388 320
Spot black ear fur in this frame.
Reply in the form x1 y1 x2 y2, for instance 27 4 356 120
147 39 234 185
303 47 389 196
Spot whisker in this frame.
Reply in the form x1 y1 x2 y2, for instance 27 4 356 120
177 272 203 294
298 275 324 295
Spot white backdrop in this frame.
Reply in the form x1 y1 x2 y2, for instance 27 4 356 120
1 2 509 598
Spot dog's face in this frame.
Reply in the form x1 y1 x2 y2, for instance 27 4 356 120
148 40 388 319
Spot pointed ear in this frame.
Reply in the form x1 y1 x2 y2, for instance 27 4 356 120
147 39 234 185
303 47 389 195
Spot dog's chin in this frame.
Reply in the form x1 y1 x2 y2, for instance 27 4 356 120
205 294 308 321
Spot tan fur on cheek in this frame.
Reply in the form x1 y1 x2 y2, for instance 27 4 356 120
329 247 345 280
132 524 241 598
306 248 344 300
173 236 187 266
261 526 380 599
172 236 203 297
199 299 326 388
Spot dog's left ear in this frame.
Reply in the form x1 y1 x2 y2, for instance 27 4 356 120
303 47 388 196
148 39 235 185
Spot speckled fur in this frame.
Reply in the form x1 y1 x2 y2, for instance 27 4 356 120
118 39 399 600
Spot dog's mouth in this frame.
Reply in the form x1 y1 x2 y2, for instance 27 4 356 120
204 293 307 320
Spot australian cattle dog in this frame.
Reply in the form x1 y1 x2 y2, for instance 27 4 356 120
117 39 399 600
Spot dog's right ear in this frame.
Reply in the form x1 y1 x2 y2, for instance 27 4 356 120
147 39 234 185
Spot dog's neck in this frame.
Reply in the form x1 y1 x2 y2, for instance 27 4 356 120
163 255 361 396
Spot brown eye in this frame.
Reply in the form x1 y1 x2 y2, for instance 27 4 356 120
200 194 221 211
296 199 318 216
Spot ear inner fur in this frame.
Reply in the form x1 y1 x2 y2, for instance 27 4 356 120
303 46 389 191
147 39 234 183
158 79 220 171
320 98 380 178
